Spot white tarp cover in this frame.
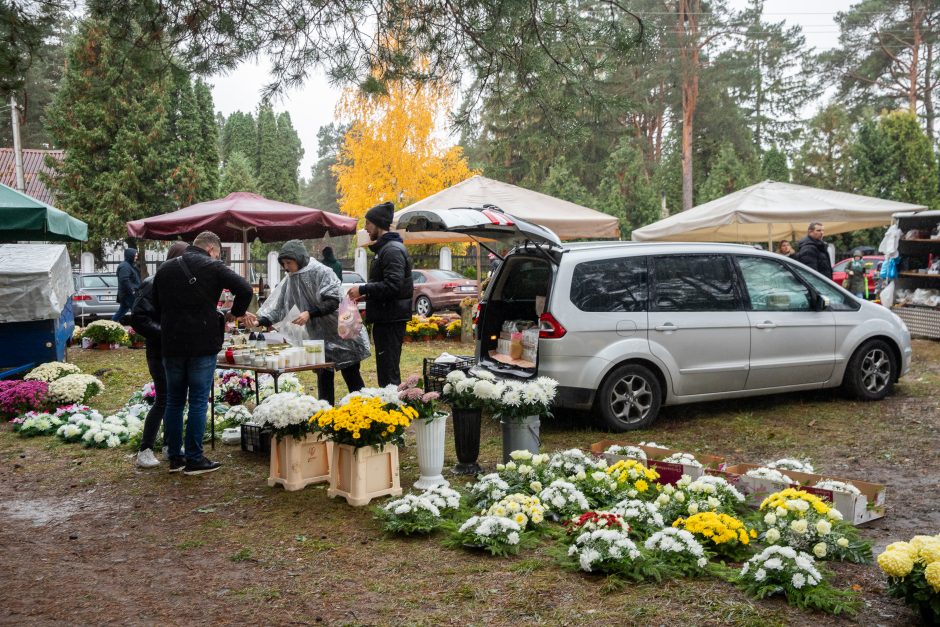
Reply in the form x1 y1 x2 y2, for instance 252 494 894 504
390 175 620 243
0 244 73 322
631 180 928 243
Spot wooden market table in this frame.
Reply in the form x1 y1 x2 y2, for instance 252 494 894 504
210 360 335 448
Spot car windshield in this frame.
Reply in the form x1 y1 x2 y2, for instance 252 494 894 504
425 270 465 280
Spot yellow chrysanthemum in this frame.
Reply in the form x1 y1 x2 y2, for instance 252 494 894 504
924 562 940 592
885 541 917 560
878 550 914 578
917 539 940 565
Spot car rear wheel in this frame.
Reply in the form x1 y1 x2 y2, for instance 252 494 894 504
596 363 662 431
842 339 897 401
415 295 433 317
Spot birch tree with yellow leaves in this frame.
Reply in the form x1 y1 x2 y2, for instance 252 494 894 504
333 79 476 221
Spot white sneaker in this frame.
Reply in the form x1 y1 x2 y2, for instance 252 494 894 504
136 449 160 468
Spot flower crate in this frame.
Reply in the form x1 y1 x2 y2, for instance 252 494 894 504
590 439 725 482
241 423 273 454
268 433 333 491
422 356 475 393
718 463 886 525
327 443 402 506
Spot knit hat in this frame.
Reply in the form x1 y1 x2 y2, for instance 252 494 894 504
277 239 310 269
364 201 395 230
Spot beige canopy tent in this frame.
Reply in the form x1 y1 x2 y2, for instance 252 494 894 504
631 180 927 247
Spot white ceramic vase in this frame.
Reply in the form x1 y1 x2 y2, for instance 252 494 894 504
413 411 450 490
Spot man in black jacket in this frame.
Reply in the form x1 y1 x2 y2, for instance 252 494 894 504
113 247 141 322
347 201 413 387
130 241 188 469
793 221 833 279
153 231 256 475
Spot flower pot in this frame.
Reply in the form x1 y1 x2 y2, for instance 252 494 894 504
413 411 449 490
501 415 541 462
132 342 145 349
94 343 111 350
404 336 413 343
451 407 482 475
268 433 333 491
422 336 432 343
328 443 402 506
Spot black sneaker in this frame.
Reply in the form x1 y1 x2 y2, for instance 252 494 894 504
183 457 222 476
168 457 186 473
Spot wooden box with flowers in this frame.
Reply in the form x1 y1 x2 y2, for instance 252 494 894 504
251 392 333 492
312 390 418 506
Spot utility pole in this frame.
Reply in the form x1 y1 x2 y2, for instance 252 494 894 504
10 94 26 193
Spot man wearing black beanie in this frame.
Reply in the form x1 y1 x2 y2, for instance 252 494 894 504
347 201 414 386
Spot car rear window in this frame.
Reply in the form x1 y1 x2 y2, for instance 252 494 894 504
570 256 648 312
426 270 464 280
81 275 118 288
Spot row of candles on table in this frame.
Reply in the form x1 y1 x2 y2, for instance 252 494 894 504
221 339 326 369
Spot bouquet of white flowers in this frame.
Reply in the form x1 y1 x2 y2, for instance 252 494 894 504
258 373 303 401
24 361 81 383
656 475 745 523
376 486 462 535
812 480 862 496
662 452 703 468
766 458 815 473
53 405 105 443
441 370 502 410
494 451 552 493
737 545 860 615
468 473 511 509
757 488 872 564
47 374 104 405
609 498 666 537
604 444 647 465
568 526 641 573
14 412 63 437
251 392 331 439
573 468 630 509
222 405 254 427
538 479 591 519
744 466 794 484
643 527 710 576
491 377 557 423
484 493 545 529
338 385 404 408
546 448 606 481
447 515 533 556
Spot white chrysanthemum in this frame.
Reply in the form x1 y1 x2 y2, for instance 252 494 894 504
813 480 862 496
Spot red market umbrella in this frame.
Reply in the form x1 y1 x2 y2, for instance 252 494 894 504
126 192 358 242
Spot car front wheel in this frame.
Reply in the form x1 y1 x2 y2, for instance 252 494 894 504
842 339 897 401
596 363 662 431
415 295 433 317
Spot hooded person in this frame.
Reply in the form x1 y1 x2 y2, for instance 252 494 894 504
257 240 369 405
845 250 868 298
321 246 343 281
346 201 414 387
130 241 188 469
113 247 141 322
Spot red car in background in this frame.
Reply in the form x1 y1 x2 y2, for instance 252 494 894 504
411 269 479 316
832 255 884 298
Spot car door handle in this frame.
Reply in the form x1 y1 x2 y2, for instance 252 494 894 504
754 321 777 329
654 323 677 332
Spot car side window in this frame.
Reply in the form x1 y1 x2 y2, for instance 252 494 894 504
790 266 861 311
570 256 647 312
412 271 426 284
651 254 742 312
736 256 811 311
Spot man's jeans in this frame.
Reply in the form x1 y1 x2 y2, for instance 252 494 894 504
163 354 216 462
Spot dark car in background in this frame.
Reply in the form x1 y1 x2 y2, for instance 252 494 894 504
72 273 120 322
411 269 479 316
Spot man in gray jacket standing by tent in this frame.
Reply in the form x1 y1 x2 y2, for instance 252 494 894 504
347 201 413 387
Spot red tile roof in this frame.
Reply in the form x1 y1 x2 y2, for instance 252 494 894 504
0 148 64 206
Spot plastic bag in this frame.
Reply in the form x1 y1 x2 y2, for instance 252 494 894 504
879 282 895 308
337 295 363 340
274 305 310 346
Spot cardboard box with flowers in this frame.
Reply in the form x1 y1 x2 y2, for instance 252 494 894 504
251 392 333 492
311 388 417 506
590 439 725 482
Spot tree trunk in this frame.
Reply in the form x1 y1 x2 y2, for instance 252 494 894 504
676 0 701 212
909 0 924 114
924 42 936 139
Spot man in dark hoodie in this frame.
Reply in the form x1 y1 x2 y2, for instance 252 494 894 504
113 247 141 322
793 221 833 279
129 241 188 469
321 246 343 281
347 201 413 387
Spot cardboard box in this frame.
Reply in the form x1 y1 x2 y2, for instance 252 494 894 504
718 463 886 525
589 439 725 483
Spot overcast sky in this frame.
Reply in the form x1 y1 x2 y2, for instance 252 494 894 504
209 0 854 177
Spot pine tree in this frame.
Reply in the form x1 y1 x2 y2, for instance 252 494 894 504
274 111 303 203
854 110 938 206
256 104 280 199
791 105 855 190
761 146 789 182
163 69 203 207
221 111 257 165
300 122 348 211
43 17 175 256
698 142 759 203
218 150 259 195
541 157 592 207
594 136 660 237
194 79 220 200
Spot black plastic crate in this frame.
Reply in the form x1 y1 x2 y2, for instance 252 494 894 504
423 356 476 393
240 423 273 454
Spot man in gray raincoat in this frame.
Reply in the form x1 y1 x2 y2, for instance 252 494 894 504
257 240 369 405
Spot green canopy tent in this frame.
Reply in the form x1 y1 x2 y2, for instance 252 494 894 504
0 182 87 242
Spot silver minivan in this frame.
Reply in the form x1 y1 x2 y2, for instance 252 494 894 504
398 207 913 431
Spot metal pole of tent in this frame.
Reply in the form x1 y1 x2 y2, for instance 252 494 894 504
767 223 773 252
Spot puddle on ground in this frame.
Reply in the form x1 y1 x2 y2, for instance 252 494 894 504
0 496 86 526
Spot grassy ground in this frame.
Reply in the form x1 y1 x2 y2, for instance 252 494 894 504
1 338 938 625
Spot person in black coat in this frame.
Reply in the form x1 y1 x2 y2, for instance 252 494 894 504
113 247 141 322
793 222 833 279
346 201 414 387
129 241 188 469
153 231 256 475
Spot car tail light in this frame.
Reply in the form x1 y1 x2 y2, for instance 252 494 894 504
482 209 514 226
539 312 566 339
72 293 92 301
473 302 483 338
443 282 458 289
